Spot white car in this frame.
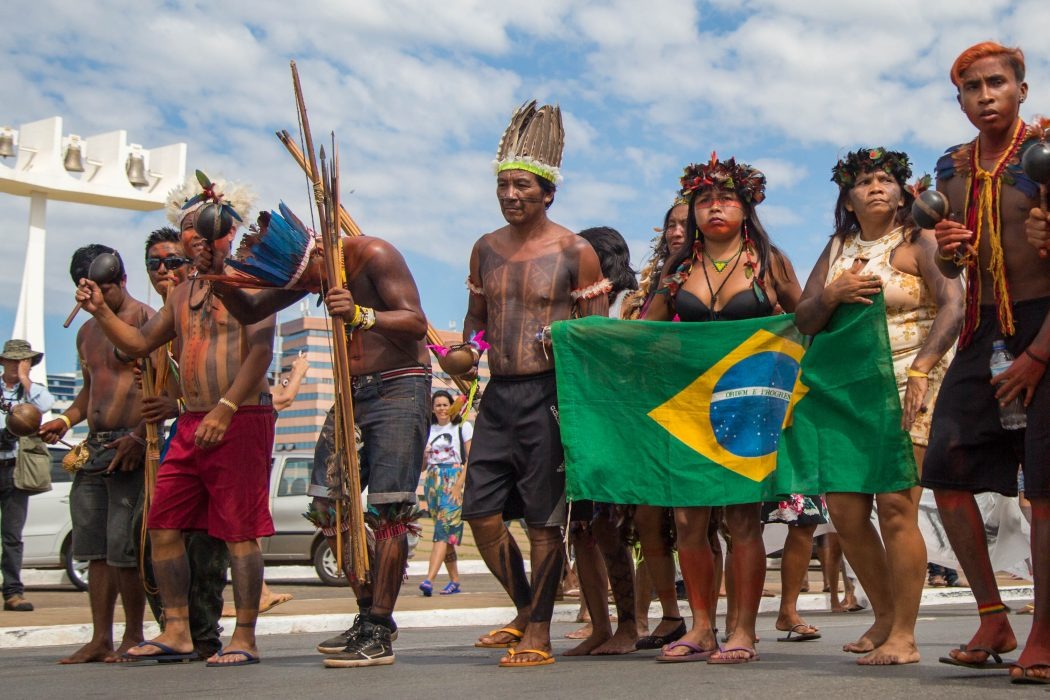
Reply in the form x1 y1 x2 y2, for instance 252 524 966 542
20 448 88 590
21 448 351 588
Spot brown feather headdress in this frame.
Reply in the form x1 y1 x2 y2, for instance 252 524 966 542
493 100 565 184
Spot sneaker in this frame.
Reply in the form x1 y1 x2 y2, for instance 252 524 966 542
317 613 398 653
3 595 33 612
419 579 433 597
323 620 395 668
439 581 461 595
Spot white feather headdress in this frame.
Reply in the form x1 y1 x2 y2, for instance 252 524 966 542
165 173 257 229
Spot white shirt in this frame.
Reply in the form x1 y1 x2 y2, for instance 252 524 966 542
425 421 473 466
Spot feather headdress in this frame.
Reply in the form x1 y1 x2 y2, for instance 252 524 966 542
165 170 257 230
221 203 318 289
831 148 912 189
492 100 565 184
680 152 766 204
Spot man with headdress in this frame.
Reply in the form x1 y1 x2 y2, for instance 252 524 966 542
136 225 230 661
39 246 150 663
187 199 432 668
0 339 54 613
71 175 279 667
921 42 1050 684
462 100 609 667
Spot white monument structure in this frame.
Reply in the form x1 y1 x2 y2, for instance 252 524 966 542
0 117 186 381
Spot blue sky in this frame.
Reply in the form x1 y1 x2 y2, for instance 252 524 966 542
2 0 1049 373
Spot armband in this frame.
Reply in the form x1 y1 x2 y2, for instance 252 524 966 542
571 278 613 301
465 277 485 296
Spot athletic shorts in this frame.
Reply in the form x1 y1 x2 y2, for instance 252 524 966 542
70 431 144 567
922 297 1050 498
311 371 430 506
462 372 566 528
147 405 276 542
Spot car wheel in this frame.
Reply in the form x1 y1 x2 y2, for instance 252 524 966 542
63 540 89 592
312 541 349 587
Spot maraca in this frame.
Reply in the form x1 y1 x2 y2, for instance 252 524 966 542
437 344 478 378
194 201 236 242
1022 141 1050 258
1022 141 1050 187
911 190 950 230
5 403 42 437
63 252 123 328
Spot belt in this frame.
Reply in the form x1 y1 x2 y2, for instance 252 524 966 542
351 366 429 391
88 429 132 443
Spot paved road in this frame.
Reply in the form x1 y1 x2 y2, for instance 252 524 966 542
0 606 1039 699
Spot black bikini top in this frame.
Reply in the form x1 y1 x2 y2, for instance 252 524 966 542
676 287 773 322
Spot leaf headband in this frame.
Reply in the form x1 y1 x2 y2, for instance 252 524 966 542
679 152 766 204
831 147 912 189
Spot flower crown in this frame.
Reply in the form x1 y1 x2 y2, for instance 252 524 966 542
831 148 912 189
679 152 766 204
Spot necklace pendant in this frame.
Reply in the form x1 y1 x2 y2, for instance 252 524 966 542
712 260 728 273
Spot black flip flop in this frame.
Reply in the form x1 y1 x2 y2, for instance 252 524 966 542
938 645 1013 669
122 640 197 663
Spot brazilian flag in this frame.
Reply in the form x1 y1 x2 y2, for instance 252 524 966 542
550 296 915 507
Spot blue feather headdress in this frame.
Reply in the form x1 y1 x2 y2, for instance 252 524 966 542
223 202 318 288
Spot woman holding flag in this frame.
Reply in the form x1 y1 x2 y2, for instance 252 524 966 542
643 154 802 663
794 148 963 665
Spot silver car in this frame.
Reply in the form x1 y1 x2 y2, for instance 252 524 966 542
21 449 350 588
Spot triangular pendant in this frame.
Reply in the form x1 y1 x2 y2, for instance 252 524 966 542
712 260 728 273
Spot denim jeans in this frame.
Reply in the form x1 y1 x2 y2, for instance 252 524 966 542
0 461 29 599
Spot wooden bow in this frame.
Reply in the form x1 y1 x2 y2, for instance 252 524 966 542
290 60 369 581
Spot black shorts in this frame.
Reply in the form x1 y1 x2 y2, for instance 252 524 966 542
922 297 1050 498
462 372 566 527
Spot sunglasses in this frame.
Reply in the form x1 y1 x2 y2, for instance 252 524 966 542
146 256 191 272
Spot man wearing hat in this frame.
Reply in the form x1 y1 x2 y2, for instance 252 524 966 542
0 339 55 612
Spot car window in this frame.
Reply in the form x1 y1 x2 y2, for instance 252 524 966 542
277 458 312 497
49 448 72 483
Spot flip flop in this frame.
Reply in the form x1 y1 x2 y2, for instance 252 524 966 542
206 650 260 667
655 640 716 663
777 624 821 642
1011 663 1050 685
475 626 524 649
635 617 686 650
938 645 1013 669
121 640 197 663
499 648 555 668
259 593 294 614
708 646 760 664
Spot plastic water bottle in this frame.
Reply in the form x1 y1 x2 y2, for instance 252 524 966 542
990 340 1027 430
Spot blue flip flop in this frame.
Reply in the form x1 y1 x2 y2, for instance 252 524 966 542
206 649 260 667
122 640 197 663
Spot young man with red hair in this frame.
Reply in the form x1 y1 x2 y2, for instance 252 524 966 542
922 41 1050 685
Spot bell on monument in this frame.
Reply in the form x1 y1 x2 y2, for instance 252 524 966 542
126 150 149 187
0 128 14 159
63 136 85 172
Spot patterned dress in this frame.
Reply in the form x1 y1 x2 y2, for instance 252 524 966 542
826 227 953 446
424 421 471 544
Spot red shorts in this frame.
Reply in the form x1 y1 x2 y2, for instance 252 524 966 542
147 405 276 542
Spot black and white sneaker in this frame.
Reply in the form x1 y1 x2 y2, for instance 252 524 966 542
317 613 397 654
323 620 395 667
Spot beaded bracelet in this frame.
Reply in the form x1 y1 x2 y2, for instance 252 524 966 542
218 397 238 412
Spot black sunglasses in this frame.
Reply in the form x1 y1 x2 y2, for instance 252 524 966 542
146 256 191 272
